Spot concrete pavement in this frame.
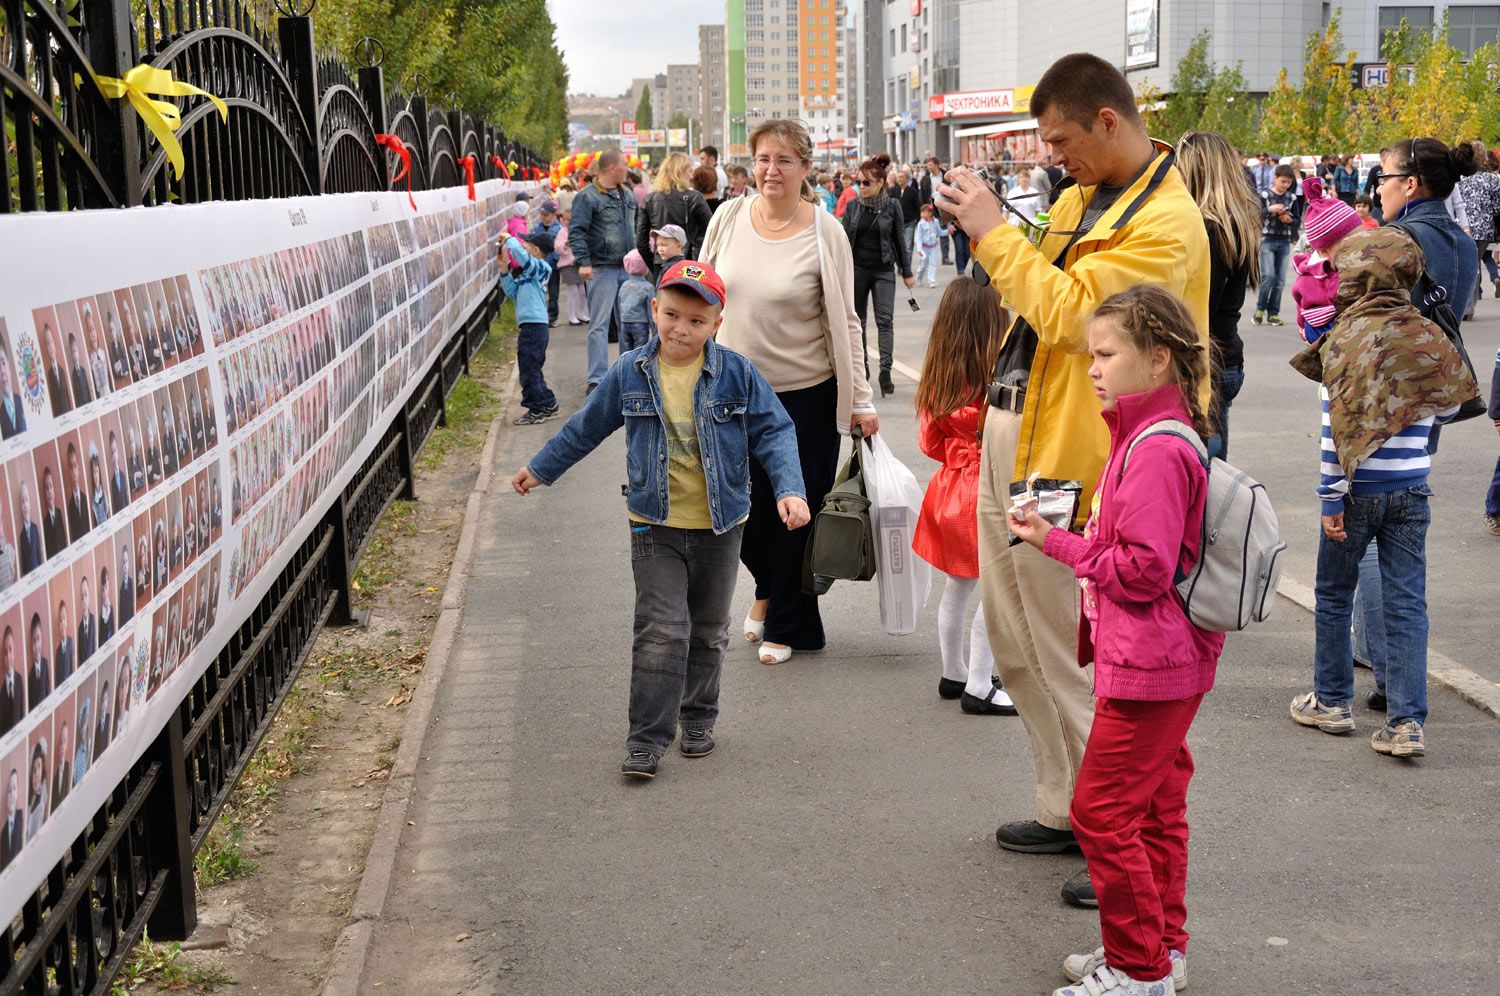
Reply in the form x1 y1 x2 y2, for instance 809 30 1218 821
338 286 1500 996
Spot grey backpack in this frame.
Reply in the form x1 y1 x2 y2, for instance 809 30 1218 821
1124 420 1286 633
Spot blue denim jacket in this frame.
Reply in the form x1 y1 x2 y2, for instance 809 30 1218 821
567 181 637 269
527 338 805 533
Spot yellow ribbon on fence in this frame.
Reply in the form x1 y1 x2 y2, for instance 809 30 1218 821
90 65 228 179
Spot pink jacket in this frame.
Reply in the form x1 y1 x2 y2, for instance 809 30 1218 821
1291 251 1339 341
1042 385 1224 701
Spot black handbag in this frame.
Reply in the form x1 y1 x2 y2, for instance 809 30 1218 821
1410 270 1486 422
803 428 876 595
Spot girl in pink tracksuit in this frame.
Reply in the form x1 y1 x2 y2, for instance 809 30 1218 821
1010 285 1225 996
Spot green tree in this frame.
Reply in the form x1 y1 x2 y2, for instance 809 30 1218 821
635 89 654 129
1359 14 1500 148
1138 31 1258 151
1257 15 1358 153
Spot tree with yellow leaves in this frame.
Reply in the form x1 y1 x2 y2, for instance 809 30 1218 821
1257 15 1359 154
1358 16 1500 149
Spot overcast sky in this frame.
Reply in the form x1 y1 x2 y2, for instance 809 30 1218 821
549 0 709 96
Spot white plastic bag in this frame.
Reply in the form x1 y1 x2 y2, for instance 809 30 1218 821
861 432 932 635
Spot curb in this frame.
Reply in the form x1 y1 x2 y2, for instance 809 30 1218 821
321 363 520 996
1276 575 1500 721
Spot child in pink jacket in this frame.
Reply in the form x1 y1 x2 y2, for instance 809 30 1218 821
1009 285 1225 996
1291 177 1365 343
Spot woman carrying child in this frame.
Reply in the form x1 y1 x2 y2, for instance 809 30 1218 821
912 277 1015 717
1010 286 1223 996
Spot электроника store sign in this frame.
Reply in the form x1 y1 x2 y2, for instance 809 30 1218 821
927 85 1035 120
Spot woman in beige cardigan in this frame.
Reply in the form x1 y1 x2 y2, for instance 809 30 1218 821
701 120 877 665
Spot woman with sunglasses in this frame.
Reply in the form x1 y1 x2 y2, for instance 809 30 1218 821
841 153 916 397
700 119 878 665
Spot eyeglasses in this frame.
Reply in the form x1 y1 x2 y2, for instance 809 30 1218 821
857 179 880 187
1380 172 1413 183
753 156 803 171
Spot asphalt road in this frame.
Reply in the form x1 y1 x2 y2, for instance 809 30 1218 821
352 282 1500 996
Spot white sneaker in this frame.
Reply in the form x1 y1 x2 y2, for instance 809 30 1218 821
1052 966 1175 996
1063 948 1186 992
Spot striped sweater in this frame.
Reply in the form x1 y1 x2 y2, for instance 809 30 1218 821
1318 387 1458 515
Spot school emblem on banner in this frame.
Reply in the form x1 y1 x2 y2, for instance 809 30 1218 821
17 331 46 414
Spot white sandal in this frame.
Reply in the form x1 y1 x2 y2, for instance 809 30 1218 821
759 643 793 665
743 612 765 643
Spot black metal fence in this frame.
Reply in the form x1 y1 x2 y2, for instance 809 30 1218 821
1 1 529 991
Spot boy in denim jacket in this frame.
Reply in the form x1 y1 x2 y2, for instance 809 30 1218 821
512 260 809 779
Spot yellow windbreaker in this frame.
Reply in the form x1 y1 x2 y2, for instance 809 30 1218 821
972 142 1210 526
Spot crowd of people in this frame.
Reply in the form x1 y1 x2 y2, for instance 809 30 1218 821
496 53 1497 996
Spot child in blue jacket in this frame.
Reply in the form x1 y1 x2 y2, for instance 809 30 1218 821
617 250 655 354
511 260 809 780
502 232 558 426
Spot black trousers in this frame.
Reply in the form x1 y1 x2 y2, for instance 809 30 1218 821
743 377 839 650
852 266 895 377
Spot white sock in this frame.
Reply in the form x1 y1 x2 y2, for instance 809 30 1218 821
965 600 1002 700
937 574 977 682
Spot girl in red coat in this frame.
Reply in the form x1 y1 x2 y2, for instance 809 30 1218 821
1010 285 1225 996
913 277 1015 716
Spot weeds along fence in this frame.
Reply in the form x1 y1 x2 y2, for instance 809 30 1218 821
0 2 539 991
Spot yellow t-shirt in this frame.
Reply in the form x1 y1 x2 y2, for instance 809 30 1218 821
630 352 712 529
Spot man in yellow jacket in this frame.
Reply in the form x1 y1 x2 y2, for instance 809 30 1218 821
940 54 1210 907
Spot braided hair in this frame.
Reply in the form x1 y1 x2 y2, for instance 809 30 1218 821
1091 286 1214 441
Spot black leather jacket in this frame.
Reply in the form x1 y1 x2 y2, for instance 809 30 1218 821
842 197 913 277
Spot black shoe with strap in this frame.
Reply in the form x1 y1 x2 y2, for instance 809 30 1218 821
961 685 1017 716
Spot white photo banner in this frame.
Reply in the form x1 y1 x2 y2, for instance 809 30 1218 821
0 178 533 917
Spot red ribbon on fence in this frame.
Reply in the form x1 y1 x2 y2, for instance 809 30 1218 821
459 154 477 201
374 133 417 210
491 155 510 181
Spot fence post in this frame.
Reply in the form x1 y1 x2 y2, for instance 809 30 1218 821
326 498 368 627
82 0 144 207
410 95 431 189
360 64 390 187
396 405 417 501
278 16 323 196
143 709 197 940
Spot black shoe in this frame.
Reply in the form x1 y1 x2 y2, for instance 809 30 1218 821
585 383 597 397
1061 867 1098 909
621 750 658 779
995 819 1080 854
938 677 966 700
1352 656 1371 671
879 372 895 396
1368 689 1388 712
962 686 1018 716
512 407 559 426
680 729 715 758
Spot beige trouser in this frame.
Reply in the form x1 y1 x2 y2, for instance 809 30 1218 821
977 408 1094 830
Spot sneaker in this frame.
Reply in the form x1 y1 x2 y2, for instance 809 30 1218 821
1266 314 1284 326
1064 948 1186 992
1053 965 1175 996
1485 512 1500 536
512 407 559 426
621 750 658 779
1252 310 1265 325
1061 867 1097 909
1367 688 1387 712
1289 691 1356 734
1371 720 1425 757
680 728 715 758
995 819 1079 854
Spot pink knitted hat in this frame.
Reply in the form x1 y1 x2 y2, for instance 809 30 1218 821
1300 177 1362 252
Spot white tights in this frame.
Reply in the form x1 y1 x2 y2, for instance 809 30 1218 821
565 282 590 323
937 573 997 698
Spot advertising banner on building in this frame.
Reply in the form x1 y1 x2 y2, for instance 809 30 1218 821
1126 0 1160 69
928 85 1034 120
0 179 526 921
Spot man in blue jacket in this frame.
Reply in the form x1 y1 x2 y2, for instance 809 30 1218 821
567 149 637 394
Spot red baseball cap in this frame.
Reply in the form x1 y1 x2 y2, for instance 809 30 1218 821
657 259 726 307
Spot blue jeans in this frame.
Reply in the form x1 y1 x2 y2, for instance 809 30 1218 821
1488 455 1500 517
939 231 951 264
583 264 625 386
619 320 651 355
1351 544 1383 670
1255 237 1291 316
516 322 557 414
1314 486 1432 726
953 232 970 276
628 522 744 756
1206 364 1244 461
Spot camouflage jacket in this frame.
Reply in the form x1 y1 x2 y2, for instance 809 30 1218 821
1289 226 1478 476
